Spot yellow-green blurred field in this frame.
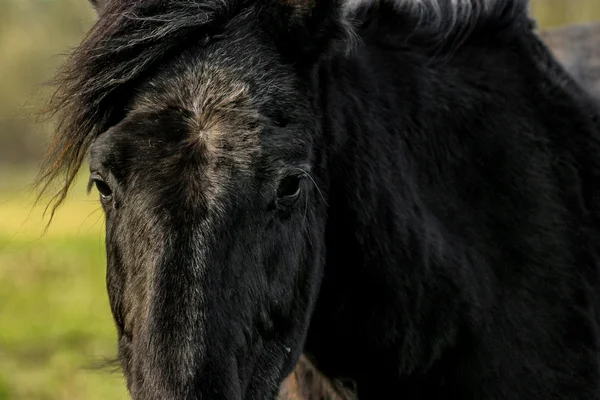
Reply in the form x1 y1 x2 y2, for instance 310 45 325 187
0 169 128 400
1 0 600 399
1 1 128 397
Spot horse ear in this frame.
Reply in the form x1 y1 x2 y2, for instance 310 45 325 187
262 0 351 65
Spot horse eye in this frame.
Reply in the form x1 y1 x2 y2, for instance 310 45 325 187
277 175 302 199
94 178 113 200
273 115 290 128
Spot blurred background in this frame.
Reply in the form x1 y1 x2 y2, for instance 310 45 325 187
0 0 599 399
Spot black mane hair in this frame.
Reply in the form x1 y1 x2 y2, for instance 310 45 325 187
347 0 528 50
37 0 531 212
303 1 600 398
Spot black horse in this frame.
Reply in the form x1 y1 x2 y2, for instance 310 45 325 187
38 0 600 399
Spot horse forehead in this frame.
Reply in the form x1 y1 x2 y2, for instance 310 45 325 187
134 62 263 172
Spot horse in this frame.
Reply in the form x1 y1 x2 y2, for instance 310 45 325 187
37 0 600 398
540 21 600 98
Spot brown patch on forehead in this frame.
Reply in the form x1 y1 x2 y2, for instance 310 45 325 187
133 62 262 209
186 65 261 171
134 62 261 171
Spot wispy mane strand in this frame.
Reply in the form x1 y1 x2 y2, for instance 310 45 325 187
35 0 245 218
346 0 528 38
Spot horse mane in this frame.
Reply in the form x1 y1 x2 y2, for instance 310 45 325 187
394 0 525 33
346 0 528 48
36 0 529 217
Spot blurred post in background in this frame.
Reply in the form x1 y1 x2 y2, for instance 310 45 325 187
0 1 599 399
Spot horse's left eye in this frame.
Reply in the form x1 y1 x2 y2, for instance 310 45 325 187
277 175 301 199
275 174 303 211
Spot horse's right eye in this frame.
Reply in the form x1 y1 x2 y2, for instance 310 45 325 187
90 175 113 202
95 179 113 199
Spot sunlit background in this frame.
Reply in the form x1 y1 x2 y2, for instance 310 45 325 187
0 1 599 399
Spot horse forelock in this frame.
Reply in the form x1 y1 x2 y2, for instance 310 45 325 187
36 0 249 215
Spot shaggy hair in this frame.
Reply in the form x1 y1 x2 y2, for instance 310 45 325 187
37 0 242 211
37 0 526 211
346 0 526 42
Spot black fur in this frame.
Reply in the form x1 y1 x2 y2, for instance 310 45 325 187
39 0 600 399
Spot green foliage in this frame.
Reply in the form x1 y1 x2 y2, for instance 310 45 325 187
0 0 95 165
0 234 128 400
0 171 128 399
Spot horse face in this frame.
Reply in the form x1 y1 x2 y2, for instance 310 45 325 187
81 2 347 398
89 41 325 400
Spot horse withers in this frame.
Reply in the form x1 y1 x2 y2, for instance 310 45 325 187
38 0 600 399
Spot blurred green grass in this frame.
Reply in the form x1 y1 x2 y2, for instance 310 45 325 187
0 171 128 400
0 1 600 399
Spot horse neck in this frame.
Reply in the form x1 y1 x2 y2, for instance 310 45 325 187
315 24 599 291
307 24 598 388
308 40 467 388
